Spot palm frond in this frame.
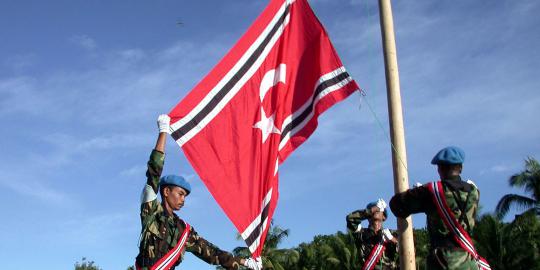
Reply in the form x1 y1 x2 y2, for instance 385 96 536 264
496 193 536 218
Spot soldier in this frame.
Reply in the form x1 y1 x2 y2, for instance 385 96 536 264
389 146 490 270
346 198 399 270
135 114 262 270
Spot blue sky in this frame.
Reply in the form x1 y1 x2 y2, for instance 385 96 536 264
1 0 539 269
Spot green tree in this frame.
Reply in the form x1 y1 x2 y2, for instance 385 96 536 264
413 228 429 270
218 222 298 270
473 214 506 268
74 257 102 270
474 212 540 270
292 232 360 270
495 157 540 219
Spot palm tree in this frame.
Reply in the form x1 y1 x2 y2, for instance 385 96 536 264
495 157 540 219
258 224 299 270
292 232 360 270
474 212 540 270
220 222 299 270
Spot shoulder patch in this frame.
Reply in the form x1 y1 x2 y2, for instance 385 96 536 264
466 179 478 189
141 184 158 204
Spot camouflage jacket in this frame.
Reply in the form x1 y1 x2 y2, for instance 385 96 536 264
135 150 242 270
390 176 480 269
346 209 399 270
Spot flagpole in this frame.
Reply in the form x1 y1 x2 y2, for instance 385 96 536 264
377 0 416 269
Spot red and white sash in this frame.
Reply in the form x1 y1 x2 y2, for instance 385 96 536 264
137 222 192 270
361 242 387 270
427 181 491 270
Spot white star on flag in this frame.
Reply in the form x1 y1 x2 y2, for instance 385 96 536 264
253 107 281 143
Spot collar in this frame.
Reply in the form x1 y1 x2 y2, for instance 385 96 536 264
442 175 473 192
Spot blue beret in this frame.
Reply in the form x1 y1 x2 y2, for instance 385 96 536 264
431 146 465 165
159 175 191 195
366 201 388 218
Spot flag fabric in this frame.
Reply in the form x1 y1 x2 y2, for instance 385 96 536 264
168 0 359 257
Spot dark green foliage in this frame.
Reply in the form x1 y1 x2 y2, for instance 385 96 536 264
218 214 539 270
496 157 540 219
292 231 361 270
413 228 429 270
74 257 101 270
474 212 540 270
217 223 298 270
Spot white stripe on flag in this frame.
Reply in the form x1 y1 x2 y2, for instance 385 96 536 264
241 189 273 240
171 1 292 146
248 216 270 254
279 67 353 150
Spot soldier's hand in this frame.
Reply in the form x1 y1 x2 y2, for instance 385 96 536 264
243 257 263 270
382 228 394 241
413 182 422 188
376 198 387 212
157 114 171 134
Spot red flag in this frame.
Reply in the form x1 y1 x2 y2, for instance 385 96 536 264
168 0 359 257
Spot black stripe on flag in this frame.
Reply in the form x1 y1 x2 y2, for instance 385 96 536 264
280 71 351 141
244 199 271 247
171 4 291 142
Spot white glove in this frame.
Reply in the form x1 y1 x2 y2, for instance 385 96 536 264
355 223 362 232
157 114 171 134
413 182 423 188
382 228 394 241
243 257 263 270
376 198 387 212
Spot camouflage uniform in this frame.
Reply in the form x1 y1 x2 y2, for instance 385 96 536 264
389 176 480 270
135 150 243 270
346 209 399 270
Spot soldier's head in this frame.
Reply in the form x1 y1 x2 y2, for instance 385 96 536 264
159 175 191 211
366 201 388 232
431 146 464 179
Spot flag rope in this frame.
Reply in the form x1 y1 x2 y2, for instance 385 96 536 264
359 90 409 173
357 0 409 175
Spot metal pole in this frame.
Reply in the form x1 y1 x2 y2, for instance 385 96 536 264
377 0 416 269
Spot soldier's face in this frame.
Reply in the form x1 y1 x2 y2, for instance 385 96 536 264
164 186 188 211
369 212 385 232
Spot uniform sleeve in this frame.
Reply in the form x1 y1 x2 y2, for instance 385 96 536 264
384 239 399 265
185 227 243 270
389 185 432 218
346 209 371 232
140 150 165 221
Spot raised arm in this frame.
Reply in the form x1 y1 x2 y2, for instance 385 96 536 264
140 115 170 219
346 208 372 232
389 185 432 218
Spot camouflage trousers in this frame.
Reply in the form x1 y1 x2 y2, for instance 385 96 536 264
426 248 479 270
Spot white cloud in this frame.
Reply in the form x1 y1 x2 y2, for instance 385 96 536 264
491 165 511 173
56 212 137 244
76 133 150 151
3 53 37 71
118 49 146 62
0 171 73 205
69 35 97 50
120 164 147 177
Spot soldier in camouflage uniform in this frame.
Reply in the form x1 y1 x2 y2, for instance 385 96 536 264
389 146 480 270
135 114 262 270
346 199 399 270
